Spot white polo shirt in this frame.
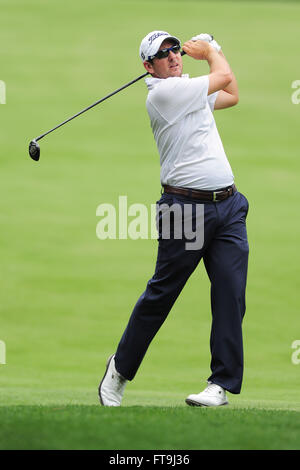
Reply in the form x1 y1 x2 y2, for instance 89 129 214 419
145 74 234 190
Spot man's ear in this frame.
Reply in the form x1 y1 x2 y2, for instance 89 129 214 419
143 61 154 74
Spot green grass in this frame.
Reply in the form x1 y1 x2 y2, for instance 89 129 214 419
1 0 300 450
1 405 299 450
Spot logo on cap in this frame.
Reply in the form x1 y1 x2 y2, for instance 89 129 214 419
148 32 168 46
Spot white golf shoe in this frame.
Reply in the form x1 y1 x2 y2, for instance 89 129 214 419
98 354 127 406
185 382 229 407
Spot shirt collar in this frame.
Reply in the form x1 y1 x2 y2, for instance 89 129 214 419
145 73 189 90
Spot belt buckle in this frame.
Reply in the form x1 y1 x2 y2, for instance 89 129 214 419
213 187 232 202
213 191 219 202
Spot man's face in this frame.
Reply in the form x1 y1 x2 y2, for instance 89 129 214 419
144 40 183 79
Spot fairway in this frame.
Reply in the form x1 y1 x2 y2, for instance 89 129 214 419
0 405 299 450
1 0 300 451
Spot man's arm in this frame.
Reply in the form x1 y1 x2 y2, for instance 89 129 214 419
182 40 238 109
182 40 233 95
214 51 239 110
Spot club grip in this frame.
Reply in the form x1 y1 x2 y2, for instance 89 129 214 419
180 35 214 57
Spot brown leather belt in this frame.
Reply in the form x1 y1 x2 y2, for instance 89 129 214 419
163 184 237 202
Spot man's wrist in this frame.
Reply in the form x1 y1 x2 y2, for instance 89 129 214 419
206 47 219 61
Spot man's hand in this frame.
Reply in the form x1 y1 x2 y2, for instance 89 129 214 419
182 40 216 61
191 34 221 52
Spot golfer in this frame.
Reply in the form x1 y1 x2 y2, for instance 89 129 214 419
99 31 249 407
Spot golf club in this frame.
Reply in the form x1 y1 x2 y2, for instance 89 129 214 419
28 51 187 161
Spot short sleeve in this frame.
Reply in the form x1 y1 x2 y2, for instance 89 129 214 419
148 75 209 124
207 91 219 112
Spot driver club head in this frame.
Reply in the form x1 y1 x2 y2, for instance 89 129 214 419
29 139 40 161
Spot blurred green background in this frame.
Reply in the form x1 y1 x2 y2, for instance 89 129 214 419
0 0 299 448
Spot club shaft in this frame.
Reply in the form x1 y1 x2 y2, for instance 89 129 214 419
35 71 149 142
34 51 186 143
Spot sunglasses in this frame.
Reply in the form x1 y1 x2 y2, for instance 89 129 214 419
148 44 181 61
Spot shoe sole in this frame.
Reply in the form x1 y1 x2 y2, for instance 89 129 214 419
185 398 229 407
98 354 115 406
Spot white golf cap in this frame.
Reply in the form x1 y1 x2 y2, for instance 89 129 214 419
139 30 181 62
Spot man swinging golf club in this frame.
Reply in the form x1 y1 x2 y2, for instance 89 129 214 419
99 30 249 407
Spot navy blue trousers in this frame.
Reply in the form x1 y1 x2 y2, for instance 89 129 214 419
115 190 249 394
